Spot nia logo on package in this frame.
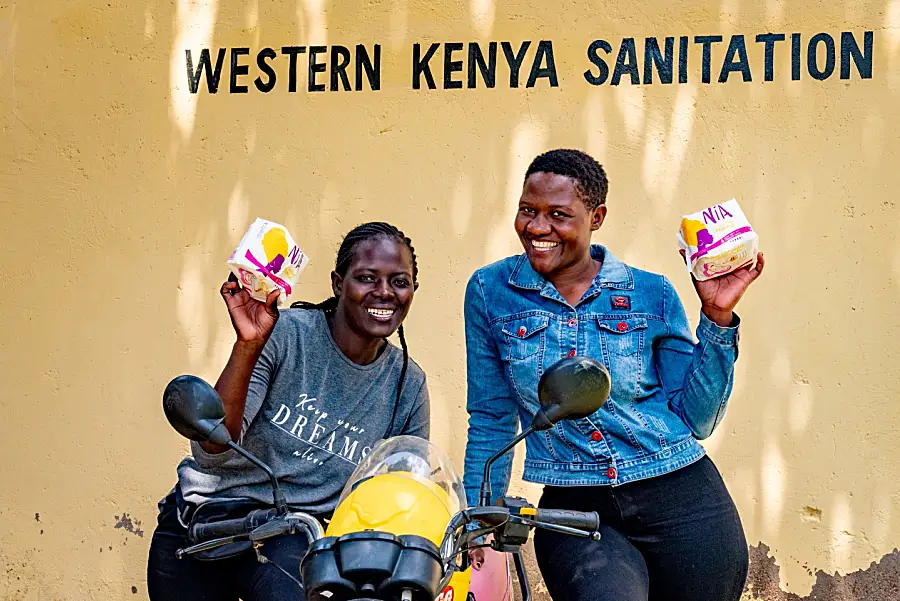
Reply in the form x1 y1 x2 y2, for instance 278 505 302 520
677 199 759 281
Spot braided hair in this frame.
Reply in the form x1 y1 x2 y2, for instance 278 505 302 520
291 222 418 436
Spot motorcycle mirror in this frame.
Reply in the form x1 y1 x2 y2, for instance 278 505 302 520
162 375 232 446
532 356 611 431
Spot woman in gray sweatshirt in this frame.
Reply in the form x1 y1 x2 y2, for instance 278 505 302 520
147 222 430 601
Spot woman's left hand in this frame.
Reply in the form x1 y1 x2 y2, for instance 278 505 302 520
681 251 765 326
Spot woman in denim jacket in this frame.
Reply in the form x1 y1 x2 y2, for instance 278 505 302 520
462 149 765 601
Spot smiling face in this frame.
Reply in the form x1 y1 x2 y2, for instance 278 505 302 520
331 236 417 340
514 172 606 277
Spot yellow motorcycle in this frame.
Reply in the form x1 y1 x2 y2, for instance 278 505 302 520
163 355 611 601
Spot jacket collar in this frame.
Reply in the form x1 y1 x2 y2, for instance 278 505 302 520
508 244 634 292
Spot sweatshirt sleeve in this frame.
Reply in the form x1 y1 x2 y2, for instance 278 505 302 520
400 375 431 440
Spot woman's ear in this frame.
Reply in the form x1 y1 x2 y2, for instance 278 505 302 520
591 204 607 231
331 271 343 297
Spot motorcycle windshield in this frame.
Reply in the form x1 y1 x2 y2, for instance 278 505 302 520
338 435 466 516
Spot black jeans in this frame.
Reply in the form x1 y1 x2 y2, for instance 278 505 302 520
533 456 748 601
146 493 308 601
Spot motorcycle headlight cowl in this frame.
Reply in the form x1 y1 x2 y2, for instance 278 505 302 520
301 531 443 601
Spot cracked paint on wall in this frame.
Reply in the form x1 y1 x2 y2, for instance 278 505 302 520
113 513 145 538
743 543 900 601
517 543 900 601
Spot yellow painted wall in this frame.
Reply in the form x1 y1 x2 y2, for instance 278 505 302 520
2 0 899 599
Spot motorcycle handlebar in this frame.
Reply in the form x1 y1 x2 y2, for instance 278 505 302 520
533 509 600 532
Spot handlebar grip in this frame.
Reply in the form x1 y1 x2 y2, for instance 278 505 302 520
188 508 279 543
190 518 251 542
534 509 600 531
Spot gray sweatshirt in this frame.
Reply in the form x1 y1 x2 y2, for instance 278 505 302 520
175 308 430 516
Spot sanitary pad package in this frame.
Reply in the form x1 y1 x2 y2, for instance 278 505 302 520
677 199 759 281
227 218 309 305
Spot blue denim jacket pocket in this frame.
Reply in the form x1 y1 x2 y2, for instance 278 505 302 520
502 314 550 360
597 316 647 398
597 316 647 357
501 314 550 405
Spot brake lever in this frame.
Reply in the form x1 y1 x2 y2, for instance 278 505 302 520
176 534 250 559
462 525 503 546
249 519 293 544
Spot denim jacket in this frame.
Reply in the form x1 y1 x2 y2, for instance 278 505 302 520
462 244 741 506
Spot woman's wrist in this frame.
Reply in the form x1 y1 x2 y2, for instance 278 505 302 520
701 306 735 327
233 338 267 356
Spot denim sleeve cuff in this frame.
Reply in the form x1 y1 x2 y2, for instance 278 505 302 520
697 311 741 346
